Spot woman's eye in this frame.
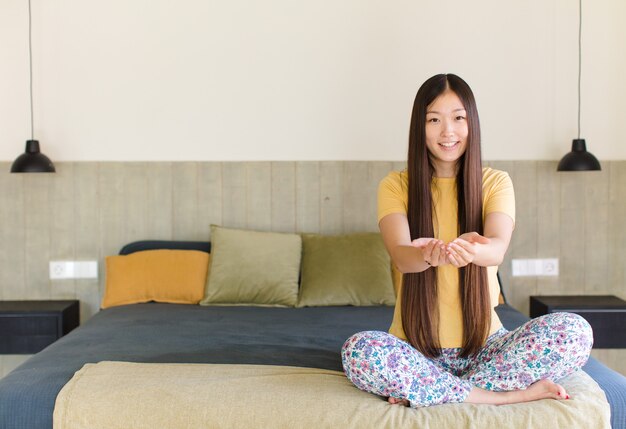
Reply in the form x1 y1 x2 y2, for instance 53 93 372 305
456 116 466 121
427 118 439 123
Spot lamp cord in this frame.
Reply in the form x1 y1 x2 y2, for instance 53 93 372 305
578 0 582 140
28 0 34 141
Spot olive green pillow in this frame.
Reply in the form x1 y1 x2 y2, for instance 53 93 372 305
297 233 395 307
201 225 301 307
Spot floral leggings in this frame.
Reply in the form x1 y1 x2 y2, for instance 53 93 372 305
341 312 593 408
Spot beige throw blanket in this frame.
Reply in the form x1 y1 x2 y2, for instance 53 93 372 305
53 361 610 429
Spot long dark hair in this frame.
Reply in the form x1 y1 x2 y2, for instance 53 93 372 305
401 74 490 358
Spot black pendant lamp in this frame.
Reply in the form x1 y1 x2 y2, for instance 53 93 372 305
557 0 600 172
11 0 55 173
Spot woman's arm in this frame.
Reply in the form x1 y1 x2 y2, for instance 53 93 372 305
379 213 448 273
446 212 514 267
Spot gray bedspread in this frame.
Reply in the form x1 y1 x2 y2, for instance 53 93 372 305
0 303 624 429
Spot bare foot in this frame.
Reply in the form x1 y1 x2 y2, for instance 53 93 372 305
521 379 570 402
387 396 410 406
466 379 570 405
386 380 570 408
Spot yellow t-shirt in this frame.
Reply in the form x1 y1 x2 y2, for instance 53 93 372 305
378 167 515 348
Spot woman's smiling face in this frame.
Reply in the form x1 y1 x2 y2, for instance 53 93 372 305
425 89 469 177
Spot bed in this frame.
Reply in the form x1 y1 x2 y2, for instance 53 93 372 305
0 240 624 428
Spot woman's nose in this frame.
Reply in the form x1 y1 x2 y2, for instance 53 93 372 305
441 119 455 136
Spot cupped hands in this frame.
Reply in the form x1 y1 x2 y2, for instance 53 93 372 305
411 232 490 268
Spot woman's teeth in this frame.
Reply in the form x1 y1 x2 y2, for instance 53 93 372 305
439 142 458 148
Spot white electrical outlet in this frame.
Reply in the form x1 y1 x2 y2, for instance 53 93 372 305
50 261 67 279
511 258 559 277
541 258 559 275
50 261 98 280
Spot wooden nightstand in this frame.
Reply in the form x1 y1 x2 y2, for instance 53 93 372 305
529 295 626 349
0 300 79 354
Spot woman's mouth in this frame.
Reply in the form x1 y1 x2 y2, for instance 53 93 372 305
438 141 460 151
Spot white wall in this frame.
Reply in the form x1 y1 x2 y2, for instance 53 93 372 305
1 0 624 161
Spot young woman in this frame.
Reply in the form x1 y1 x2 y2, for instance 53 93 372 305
341 74 593 407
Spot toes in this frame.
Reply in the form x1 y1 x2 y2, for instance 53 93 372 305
554 383 569 400
550 382 570 399
530 379 571 401
388 397 410 406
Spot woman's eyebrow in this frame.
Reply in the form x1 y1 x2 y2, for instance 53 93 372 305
426 108 466 114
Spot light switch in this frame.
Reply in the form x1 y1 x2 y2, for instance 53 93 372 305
511 258 559 277
50 261 98 279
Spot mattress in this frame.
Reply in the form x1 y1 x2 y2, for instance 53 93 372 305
0 304 392 428
53 361 608 429
0 303 623 429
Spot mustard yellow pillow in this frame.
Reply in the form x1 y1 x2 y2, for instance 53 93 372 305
102 250 210 309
